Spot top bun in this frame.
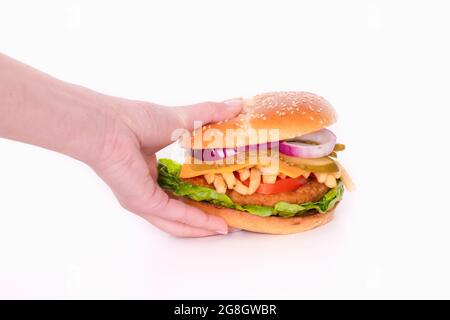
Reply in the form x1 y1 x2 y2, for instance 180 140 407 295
181 91 337 149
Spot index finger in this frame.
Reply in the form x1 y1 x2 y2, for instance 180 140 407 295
146 187 229 234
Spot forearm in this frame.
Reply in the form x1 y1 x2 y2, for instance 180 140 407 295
0 53 113 164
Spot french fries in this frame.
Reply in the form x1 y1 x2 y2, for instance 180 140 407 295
314 172 338 188
233 180 249 195
222 172 236 189
213 175 227 194
325 174 337 188
237 168 250 181
262 174 277 184
248 168 261 194
332 170 342 179
316 172 328 183
257 163 278 176
204 161 351 195
204 174 215 184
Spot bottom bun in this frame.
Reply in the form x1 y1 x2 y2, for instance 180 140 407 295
173 194 336 235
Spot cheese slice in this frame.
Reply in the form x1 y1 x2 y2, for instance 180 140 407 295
180 159 306 179
277 161 306 178
180 162 251 178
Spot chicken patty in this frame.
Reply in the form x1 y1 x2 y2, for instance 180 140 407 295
182 176 329 207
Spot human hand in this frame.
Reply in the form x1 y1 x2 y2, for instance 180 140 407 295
88 97 243 237
0 53 242 237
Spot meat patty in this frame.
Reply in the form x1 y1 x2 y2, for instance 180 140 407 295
181 176 329 207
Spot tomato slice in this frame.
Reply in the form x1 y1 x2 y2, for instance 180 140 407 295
256 176 307 194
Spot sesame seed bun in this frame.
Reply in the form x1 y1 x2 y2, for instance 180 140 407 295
172 194 336 235
182 91 337 149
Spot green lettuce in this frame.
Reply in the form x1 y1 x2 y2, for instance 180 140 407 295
157 158 343 217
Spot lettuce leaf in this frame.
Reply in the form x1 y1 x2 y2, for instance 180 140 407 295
157 158 343 217
158 158 235 208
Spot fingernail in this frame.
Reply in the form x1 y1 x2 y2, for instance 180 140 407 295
223 98 243 110
216 229 228 235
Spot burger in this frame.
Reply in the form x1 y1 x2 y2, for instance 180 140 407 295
157 92 354 234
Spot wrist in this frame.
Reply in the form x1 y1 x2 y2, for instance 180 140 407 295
38 82 123 166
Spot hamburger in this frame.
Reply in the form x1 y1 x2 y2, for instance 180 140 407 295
157 92 354 234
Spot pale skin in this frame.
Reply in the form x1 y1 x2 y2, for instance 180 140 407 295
0 53 243 237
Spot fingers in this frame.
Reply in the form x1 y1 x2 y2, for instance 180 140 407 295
94 148 229 234
172 99 243 131
145 216 222 237
144 188 229 234
136 99 243 153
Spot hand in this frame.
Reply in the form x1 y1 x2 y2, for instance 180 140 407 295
87 98 243 237
0 53 242 237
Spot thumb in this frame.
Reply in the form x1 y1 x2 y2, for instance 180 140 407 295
172 98 243 132
138 99 243 153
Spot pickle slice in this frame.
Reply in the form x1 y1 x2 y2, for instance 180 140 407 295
328 151 338 158
280 154 339 173
334 143 346 152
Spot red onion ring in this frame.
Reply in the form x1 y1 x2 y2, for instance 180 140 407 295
191 148 237 162
279 129 336 158
190 142 279 162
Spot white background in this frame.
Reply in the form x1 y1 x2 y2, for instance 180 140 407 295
0 0 449 299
